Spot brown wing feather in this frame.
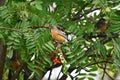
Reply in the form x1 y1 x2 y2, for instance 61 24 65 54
51 29 67 42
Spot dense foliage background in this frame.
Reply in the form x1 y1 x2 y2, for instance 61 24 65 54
0 0 120 80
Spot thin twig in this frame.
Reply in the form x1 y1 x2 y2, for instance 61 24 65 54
95 58 114 80
74 32 117 66
0 26 20 32
83 32 119 44
72 8 101 21
0 26 46 31
30 26 45 29
101 63 107 80
97 65 114 80
104 70 114 80
80 8 101 18
70 60 112 78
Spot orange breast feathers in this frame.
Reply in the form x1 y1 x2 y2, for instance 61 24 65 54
100 25 107 32
95 18 108 33
51 29 67 43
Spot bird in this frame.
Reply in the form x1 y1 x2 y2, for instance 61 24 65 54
95 18 108 33
45 25 68 43
45 25 68 64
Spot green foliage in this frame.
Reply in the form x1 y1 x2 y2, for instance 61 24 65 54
0 0 120 80
113 38 120 71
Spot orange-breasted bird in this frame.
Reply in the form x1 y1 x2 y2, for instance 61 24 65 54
95 18 108 33
45 25 68 43
45 25 68 64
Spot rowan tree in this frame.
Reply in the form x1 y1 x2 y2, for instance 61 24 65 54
0 0 120 80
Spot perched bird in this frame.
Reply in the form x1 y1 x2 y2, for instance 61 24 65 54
45 25 69 64
95 18 108 33
45 25 68 43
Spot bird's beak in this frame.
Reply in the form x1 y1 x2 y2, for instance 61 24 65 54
44 25 50 28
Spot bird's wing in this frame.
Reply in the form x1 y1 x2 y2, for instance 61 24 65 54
56 29 68 40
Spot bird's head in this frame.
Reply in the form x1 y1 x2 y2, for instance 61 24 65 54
44 25 56 29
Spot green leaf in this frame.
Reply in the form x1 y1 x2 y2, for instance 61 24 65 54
89 73 97 76
88 77 94 80
30 1 43 10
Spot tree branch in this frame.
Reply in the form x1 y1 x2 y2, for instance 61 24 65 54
97 65 114 80
76 33 117 66
30 26 45 29
0 26 20 32
72 7 101 21
101 33 119 44
83 32 119 44
72 60 112 78
101 63 107 80
104 70 114 80
94 58 114 80
72 0 93 20
0 25 47 32
0 39 7 80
